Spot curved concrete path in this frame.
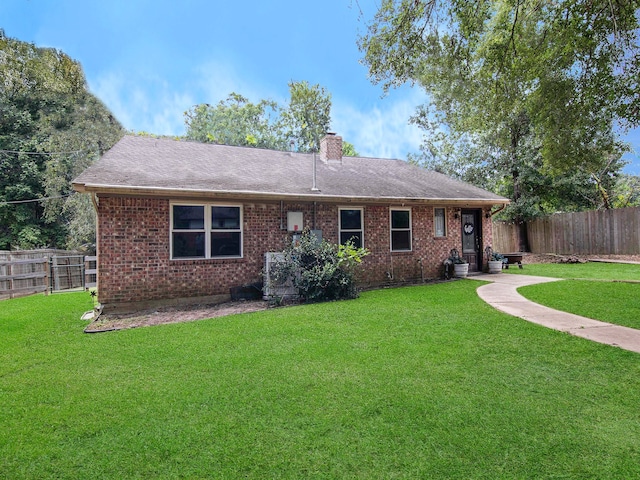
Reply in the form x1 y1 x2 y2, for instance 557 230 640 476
475 273 640 354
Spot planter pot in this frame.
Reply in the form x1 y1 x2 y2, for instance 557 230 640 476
454 263 469 278
487 260 503 274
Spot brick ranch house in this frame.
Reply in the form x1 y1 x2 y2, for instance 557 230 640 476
73 133 509 312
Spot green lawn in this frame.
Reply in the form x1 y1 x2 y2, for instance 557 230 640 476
2 284 640 479
519 280 640 330
505 261 640 329
505 261 640 281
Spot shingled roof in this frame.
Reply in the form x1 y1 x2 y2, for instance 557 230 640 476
73 135 509 206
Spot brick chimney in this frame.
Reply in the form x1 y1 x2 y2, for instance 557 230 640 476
319 132 342 163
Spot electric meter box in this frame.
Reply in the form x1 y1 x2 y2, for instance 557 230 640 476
287 211 303 232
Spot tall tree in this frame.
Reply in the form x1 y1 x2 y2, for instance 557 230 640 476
279 80 332 152
342 141 360 157
0 30 123 250
184 93 285 150
359 0 640 247
185 80 334 153
39 92 123 250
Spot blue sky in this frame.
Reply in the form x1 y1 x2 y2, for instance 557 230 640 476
2 0 639 173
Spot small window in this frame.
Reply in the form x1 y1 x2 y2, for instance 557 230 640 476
339 208 363 248
434 208 447 237
211 206 242 257
171 203 242 259
390 208 411 251
172 206 205 258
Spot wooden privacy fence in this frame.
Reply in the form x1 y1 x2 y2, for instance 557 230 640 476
0 256 49 299
491 221 520 253
493 206 640 255
0 250 96 300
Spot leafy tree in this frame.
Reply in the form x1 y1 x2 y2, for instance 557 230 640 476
184 93 285 149
185 81 335 153
612 175 640 208
342 141 359 157
409 121 630 216
40 92 123 249
359 1 640 247
0 30 123 250
279 81 331 152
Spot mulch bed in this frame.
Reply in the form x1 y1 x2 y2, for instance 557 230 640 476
84 299 269 333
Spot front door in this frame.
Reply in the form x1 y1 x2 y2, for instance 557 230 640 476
461 210 482 272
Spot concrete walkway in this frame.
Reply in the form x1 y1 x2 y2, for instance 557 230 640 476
475 273 640 354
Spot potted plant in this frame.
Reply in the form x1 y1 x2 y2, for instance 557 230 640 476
485 246 505 274
448 249 469 278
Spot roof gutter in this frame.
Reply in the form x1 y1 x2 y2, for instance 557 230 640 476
490 204 508 216
72 182 511 207
90 192 99 212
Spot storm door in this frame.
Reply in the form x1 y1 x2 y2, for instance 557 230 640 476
461 210 482 272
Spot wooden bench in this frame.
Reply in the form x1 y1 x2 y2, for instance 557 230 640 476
503 254 523 269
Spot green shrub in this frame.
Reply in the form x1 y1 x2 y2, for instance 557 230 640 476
271 230 369 303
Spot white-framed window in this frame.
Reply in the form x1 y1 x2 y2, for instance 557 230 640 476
339 207 363 248
171 203 242 259
390 208 412 251
434 207 447 237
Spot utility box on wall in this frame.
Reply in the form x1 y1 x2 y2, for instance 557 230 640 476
287 211 303 232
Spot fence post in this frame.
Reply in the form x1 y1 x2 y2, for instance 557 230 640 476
52 256 59 292
8 254 13 299
82 256 86 290
83 256 97 290
43 258 50 295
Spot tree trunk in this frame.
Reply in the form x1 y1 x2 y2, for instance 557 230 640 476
517 221 529 252
511 126 529 252
512 167 530 252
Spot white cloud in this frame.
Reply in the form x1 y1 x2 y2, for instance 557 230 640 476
89 71 195 136
89 72 135 131
194 61 284 106
149 91 194 136
89 60 286 138
332 89 428 160
89 62 428 158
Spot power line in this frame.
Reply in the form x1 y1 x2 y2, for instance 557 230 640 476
0 148 86 156
0 193 75 206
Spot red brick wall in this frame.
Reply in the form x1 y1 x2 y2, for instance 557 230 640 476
319 134 342 162
482 211 494 261
96 196 493 306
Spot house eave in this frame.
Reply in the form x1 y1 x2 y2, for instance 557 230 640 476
72 182 510 206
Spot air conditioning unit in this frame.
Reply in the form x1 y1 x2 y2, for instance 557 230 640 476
263 252 297 300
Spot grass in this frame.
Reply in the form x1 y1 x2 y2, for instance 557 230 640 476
2 284 640 478
504 261 640 281
519 280 640 330
505 261 640 328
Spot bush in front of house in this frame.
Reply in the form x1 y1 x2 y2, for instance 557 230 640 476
271 230 369 303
